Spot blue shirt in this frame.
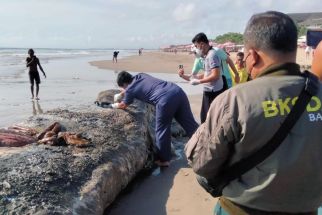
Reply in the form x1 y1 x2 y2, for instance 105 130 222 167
214 47 233 88
123 73 179 105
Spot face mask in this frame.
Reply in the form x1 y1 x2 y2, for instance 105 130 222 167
195 48 203 57
194 51 201 58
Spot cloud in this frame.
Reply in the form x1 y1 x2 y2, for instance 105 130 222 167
173 3 196 22
87 36 92 43
258 0 274 9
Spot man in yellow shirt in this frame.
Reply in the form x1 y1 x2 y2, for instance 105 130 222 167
230 52 249 86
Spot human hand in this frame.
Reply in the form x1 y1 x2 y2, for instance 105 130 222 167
178 69 184 77
110 103 119 109
43 73 47 78
114 93 123 102
190 79 201 85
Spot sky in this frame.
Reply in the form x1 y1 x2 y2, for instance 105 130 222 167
0 0 321 49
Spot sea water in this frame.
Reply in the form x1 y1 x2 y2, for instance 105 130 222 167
0 48 135 127
0 48 202 127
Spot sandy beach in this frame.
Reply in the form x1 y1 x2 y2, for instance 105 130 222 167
91 48 310 74
90 51 196 74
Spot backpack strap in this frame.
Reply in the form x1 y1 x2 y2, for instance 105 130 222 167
220 70 319 185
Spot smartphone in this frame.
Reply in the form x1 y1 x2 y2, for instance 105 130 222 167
307 29 322 48
179 65 183 69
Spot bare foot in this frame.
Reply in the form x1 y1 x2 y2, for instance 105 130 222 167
155 160 170 167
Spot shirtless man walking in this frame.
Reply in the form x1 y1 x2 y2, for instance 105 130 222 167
26 49 46 100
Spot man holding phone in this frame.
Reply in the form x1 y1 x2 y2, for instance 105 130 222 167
178 33 226 123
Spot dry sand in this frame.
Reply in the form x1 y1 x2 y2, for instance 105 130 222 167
91 48 310 75
90 51 196 74
93 48 310 215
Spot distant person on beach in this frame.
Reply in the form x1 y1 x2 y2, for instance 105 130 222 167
26 49 46 100
305 45 312 60
110 71 198 167
230 51 249 85
178 33 230 123
185 11 322 214
113 51 119 63
138 48 143 56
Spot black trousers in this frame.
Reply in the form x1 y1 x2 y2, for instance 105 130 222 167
200 88 225 123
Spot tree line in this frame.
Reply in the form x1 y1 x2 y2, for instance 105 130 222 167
214 26 310 45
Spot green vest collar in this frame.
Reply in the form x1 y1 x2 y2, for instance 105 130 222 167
257 63 301 78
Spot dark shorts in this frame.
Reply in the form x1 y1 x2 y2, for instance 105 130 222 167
29 72 40 85
200 88 225 123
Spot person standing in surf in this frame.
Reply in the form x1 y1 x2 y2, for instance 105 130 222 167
26 49 46 100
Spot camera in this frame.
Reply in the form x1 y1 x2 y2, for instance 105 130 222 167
179 65 183 69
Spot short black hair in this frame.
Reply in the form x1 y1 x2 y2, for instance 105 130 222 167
244 11 297 53
192 32 209 44
237 52 244 58
117 71 133 87
28 49 34 55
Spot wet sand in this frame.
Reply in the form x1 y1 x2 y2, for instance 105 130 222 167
106 159 217 215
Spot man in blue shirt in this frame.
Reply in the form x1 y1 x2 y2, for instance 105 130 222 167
111 71 199 166
214 47 239 88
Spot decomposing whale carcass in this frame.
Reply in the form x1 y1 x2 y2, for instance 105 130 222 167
0 89 186 214
0 126 37 147
36 122 90 146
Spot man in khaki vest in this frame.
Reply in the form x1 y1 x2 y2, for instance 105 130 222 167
185 11 322 214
